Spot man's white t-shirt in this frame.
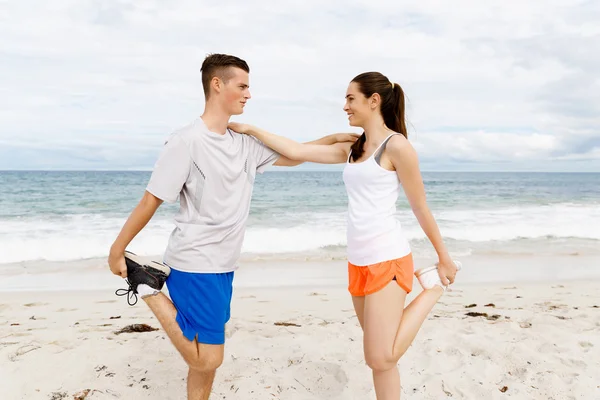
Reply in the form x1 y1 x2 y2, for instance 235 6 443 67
146 118 279 273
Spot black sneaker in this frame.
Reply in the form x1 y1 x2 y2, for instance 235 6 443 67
115 251 171 306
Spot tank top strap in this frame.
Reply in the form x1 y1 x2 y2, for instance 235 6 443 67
374 133 401 165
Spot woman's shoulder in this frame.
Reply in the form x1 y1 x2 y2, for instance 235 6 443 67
386 133 417 161
387 133 411 149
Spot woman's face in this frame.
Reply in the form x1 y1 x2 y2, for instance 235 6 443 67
343 82 371 128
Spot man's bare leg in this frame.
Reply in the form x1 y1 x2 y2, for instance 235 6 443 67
188 368 217 400
143 293 223 399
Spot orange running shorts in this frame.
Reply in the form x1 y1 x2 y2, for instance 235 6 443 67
348 253 414 296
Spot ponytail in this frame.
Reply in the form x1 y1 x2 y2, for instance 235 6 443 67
350 132 367 162
387 83 408 139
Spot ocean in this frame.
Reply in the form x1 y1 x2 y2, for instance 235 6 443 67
1 170 599 266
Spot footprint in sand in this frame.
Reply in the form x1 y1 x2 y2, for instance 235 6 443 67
509 367 529 379
519 321 533 329
292 362 348 396
9 342 41 361
459 325 475 335
47 340 76 353
225 324 241 339
26 327 49 332
23 302 48 307
537 302 568 311
6 332 32 338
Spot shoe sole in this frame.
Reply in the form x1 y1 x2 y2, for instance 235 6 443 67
124 251 171 276
414 265 437 278
415 261 462 278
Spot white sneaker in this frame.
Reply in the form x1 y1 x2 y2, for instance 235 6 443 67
415 260 462 291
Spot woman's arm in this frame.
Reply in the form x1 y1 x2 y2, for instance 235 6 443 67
275 133 359 167
308 132 360 146
386 135 457 285
229 122 352 164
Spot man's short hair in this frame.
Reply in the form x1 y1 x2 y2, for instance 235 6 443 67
200 54 250 98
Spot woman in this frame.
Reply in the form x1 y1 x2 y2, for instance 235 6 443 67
229 72 460 399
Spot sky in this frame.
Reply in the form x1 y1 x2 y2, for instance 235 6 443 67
0 1 599 172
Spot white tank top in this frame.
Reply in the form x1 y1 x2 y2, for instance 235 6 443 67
342 133 411 266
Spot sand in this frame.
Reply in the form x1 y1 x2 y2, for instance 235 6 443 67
1 278 599 399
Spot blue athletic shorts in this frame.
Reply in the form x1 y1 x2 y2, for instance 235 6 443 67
165 268 234 345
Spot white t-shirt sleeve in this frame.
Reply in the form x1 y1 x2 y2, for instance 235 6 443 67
146 135 191 203
249 136 280 174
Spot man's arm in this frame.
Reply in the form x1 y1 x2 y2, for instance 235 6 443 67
108 131 189 277
274 133 359 167
108 191 163 277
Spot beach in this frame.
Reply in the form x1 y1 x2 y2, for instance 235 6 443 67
2 0 600 396
1 257 600 400
1 170 600 399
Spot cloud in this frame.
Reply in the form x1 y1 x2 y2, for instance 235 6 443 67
0 0 598 171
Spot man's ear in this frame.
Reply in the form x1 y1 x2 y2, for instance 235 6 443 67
211 76 222 95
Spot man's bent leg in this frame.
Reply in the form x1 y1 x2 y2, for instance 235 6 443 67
143 293 200 363
143 293 224 399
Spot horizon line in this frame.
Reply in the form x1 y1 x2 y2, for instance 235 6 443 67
1 169 599 174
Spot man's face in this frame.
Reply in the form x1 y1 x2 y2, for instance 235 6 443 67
220 67 251 116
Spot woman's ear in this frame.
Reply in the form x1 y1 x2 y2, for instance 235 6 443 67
370 93 381 110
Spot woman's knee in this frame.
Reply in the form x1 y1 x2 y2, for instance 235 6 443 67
365 351 397 372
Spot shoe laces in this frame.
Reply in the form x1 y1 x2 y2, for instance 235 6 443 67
115 278 138 306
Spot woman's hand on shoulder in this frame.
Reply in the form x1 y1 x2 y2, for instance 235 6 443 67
333 132 361 144
228 122 254 135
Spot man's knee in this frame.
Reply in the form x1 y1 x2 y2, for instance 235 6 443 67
184 344 224 372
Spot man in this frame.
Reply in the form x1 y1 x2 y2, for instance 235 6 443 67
108 53 357 399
